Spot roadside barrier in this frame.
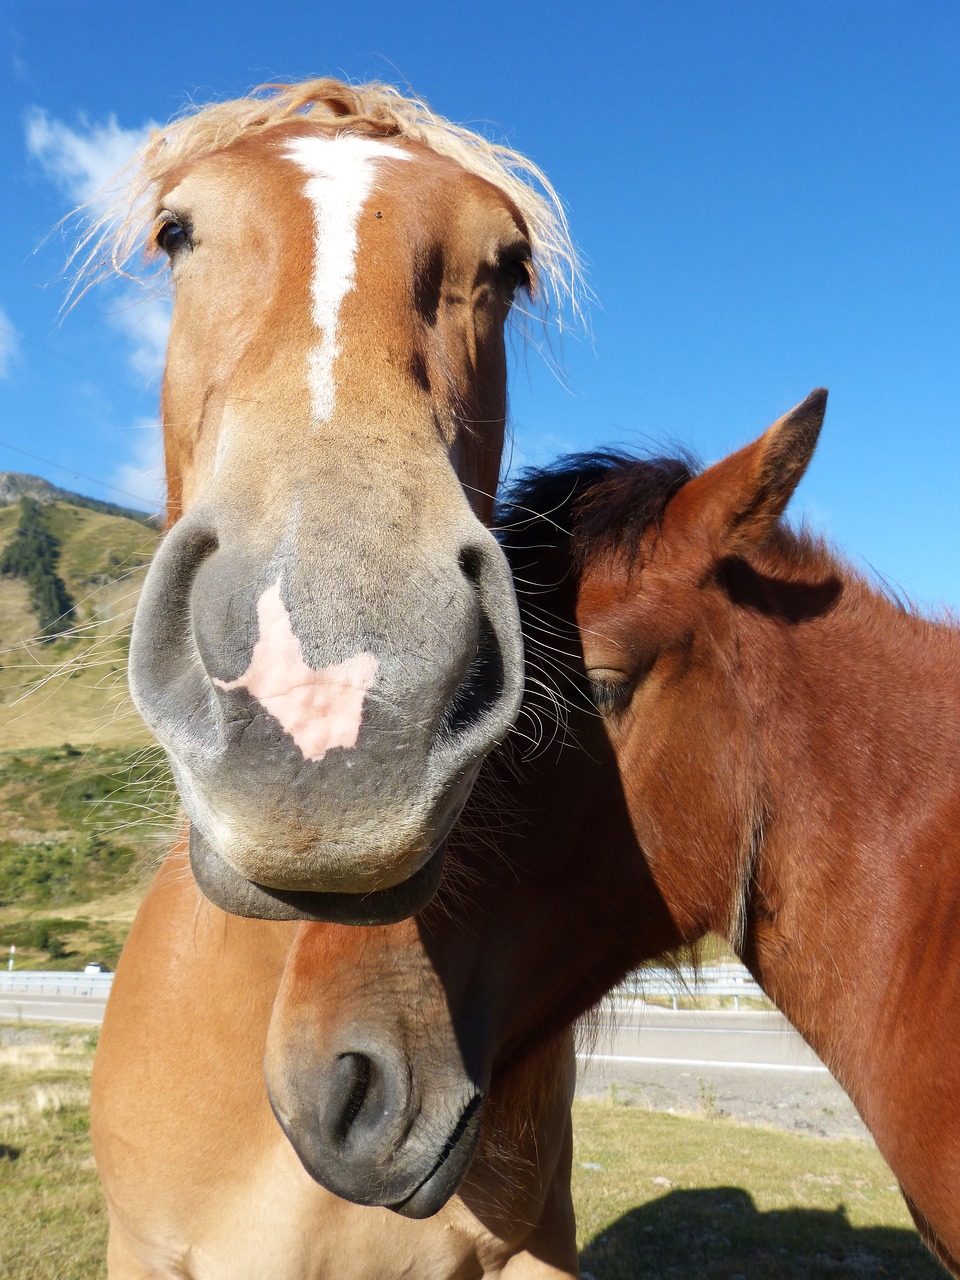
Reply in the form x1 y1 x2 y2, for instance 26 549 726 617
0 970 114 997
613 963 767 1011
0 963 766 1009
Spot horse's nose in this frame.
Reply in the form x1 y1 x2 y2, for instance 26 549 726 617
265 1032 484 1217
129 496 523 917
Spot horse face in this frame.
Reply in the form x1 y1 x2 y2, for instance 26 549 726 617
130 126 531 921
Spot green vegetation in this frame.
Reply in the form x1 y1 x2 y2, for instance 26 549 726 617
0 745 177 969
0 494 160 750
0 498 76 640
0 1026 107 1280
573 1099 946 1277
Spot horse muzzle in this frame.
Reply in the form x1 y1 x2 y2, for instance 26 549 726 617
128 500 523 920
264 1023 486 1217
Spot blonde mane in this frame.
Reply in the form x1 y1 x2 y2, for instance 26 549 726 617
75 77 583 326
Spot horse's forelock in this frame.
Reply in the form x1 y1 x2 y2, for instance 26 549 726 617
70 77 583 327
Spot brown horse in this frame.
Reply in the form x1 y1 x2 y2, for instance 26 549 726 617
93 838 580 1278
98 77 578 924
256 388 960 1272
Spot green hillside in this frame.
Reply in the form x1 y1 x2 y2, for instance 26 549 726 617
0 486 176 969
0 497 160 750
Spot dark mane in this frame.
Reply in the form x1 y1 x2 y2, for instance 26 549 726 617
497 449 698 566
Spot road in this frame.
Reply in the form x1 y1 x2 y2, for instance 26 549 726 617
588 1004 825 1072
579 1003 868 1140
0 991 107 1025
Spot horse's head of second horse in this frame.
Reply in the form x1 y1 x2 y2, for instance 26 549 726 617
98 79 577 922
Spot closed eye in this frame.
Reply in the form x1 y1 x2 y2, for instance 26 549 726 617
585 668 632 714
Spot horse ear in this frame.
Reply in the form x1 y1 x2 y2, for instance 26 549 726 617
668 388 827 555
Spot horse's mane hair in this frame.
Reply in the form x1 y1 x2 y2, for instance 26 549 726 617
71 77 583 323
498 447 867 593
497 449 698 568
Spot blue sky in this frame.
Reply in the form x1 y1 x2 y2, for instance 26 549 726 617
3 1 960 609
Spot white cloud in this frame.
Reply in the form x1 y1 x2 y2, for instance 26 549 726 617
24 107 155 213
112 419 166 516
0 307 19 379
25 108 171 384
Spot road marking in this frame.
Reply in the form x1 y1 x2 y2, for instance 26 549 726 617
578 1052 828 1074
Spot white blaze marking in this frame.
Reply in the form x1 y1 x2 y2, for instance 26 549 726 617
212 581 378 762
284 135 411 421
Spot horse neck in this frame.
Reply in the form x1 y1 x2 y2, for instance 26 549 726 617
729 552 960 1083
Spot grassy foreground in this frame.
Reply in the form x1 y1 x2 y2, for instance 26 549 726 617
573 1100 945 1277
0 1025 945 1279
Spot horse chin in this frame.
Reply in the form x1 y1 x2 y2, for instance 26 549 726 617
189 826 447 925
387 1101 484 1219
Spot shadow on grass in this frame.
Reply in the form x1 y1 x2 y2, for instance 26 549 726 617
580 1186 948 1278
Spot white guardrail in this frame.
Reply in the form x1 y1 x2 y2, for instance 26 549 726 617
0 970 114 997
613 964 767 1011
0 964 767 1009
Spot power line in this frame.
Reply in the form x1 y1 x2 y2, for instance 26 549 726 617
0 438 158 508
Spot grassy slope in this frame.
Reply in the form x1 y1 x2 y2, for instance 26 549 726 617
0 745 178 969
0 501 159 750
0 1032 946 1280
0 498 172 966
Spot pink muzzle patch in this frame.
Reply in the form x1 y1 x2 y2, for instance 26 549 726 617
212 581 379 762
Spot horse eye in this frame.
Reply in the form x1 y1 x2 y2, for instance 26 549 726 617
586 669 632 714
498 255 531 298
156 219 190 257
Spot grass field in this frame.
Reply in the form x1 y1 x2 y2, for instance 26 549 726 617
0 499 159 750
0 1025 945 1279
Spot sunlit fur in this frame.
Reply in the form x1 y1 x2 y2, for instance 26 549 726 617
71 77 582 327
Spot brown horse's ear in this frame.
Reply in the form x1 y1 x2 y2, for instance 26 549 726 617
667 388 827 555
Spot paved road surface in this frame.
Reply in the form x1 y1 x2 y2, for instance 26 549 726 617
579 1003 868 1140
0 991 107 1025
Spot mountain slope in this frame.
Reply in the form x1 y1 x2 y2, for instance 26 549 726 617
0 490 161 750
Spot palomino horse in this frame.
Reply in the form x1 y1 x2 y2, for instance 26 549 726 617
247 389 960 1272
102 77 577 923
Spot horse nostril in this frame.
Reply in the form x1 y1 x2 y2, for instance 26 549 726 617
334 1052 374 1146
458 545 484 586
438 611 505 742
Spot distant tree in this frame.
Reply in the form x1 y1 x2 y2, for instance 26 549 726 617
0 497 76 638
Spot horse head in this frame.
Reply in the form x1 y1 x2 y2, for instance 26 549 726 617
107 81 577 922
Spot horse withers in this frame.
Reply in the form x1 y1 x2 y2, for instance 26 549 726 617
99 78 578 923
